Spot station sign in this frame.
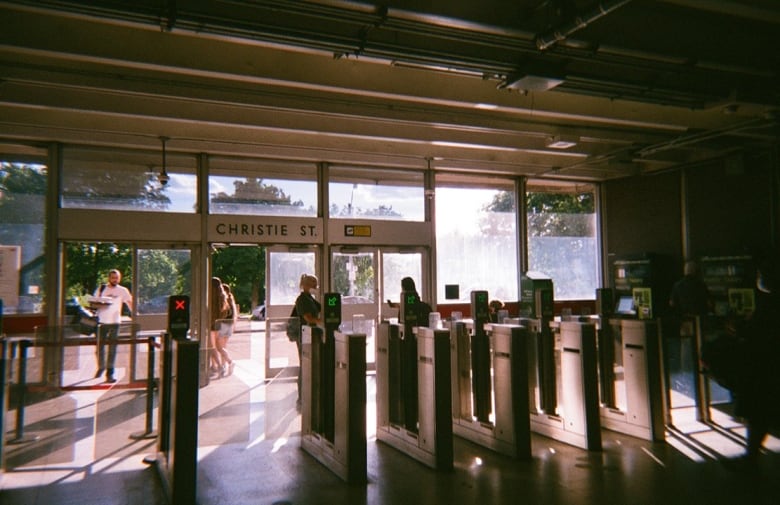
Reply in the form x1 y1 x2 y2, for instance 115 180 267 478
208 216 323 244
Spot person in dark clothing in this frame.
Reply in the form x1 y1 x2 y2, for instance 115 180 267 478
669 260 712 317
667 260 713 377
725 257 780 470
294 273 321 408
388 276 431 326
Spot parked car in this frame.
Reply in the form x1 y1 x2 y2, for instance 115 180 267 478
138 295 170 314
251 304 266 321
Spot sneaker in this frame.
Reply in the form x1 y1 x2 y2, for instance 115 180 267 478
228 362 235 376
221 365 228 377
106 376 117 383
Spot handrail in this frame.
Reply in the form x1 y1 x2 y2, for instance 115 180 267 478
2 327 164 449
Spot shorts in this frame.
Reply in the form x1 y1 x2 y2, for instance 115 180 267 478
218 321 234 338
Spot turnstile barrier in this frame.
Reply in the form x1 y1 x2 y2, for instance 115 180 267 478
376 323 452 470
600 319 666 441
527 320 602 451
301 326 366 483
450 321 531 458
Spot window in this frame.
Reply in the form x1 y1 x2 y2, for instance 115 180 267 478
435 174 518 303
329 166 424 222
61 146 197 213
209 157 317 217
526 180 599 300
0 161 47 314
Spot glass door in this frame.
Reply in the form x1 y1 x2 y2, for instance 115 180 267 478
265 247 319 378
136 247 194 331
330 247 426 369
331 249 377 360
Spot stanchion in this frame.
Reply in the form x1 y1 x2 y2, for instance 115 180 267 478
131 333 159 440
1 336 8 466
8 339 40 444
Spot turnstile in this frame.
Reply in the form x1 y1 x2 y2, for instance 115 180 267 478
525 319 602 451
301 326 367 483
450 321 531 458
376 323 452 470
599 319 666 441
148 333 199 505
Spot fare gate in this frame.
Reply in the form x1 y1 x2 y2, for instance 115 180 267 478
599 319 666 441
300 326 367 483
525 319 602 451
376 322 452 470
450 321 531 458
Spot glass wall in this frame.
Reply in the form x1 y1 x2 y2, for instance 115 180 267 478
0 161 47 314
209 157 317 216
526 180 599 300
435 173 518 303
329 166 424 221
61 146 198 213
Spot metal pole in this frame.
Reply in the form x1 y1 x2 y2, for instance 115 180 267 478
9 339 39 444
131 334 158 440
692 316 711 423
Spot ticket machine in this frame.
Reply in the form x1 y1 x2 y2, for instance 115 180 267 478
301 293 367 483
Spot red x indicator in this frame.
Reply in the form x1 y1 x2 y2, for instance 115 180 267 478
175 300 186 310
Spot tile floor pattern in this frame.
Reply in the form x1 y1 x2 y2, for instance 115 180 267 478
2 325 779 505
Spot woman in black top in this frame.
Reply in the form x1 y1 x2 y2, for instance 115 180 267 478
293 273 321 408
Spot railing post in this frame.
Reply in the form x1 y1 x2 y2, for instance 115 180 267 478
131 333 159 440
9 339 39 444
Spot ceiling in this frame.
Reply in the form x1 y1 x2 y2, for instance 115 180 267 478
0 0 778 181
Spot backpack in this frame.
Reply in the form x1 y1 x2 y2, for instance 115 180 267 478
417 301 432 327
286 305 300 341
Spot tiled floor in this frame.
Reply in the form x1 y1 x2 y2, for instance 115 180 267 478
2 324 779 505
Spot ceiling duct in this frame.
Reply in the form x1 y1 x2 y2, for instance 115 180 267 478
535 0 633 51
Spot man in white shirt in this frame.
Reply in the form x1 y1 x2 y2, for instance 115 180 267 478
93 269 133 383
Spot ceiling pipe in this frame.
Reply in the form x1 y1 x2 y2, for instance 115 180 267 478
535 0 633 51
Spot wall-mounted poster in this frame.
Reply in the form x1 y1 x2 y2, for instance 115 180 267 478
0 245 22 312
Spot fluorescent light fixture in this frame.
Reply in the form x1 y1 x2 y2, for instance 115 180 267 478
546 135 578 149
502 73 565 91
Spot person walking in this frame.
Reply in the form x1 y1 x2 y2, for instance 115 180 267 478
216 282 237 377
92 268 133 383
725 256 780 470
209 276 229 379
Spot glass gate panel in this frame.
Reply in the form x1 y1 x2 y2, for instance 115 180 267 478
381 251 423 315
331 250 376 363
266 249 317 377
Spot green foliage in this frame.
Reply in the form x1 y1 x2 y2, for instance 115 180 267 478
0 162 47 195
211 178 303 207
138 249 190 298
211 246 266 313
527 191 595 237
527 192 594 214
330 203 402 218
332 254 374 299
64 243 134 301
483 190 515 213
